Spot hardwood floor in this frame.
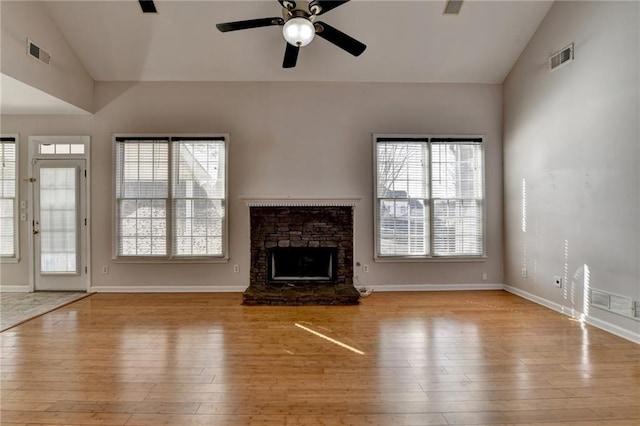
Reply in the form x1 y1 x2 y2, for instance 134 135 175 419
1 291 639 425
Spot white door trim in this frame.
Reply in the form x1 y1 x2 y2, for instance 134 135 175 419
28 136 91 292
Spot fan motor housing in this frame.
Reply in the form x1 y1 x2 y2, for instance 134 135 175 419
283 7 314 21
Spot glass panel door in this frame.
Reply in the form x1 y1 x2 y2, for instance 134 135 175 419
33 159 87 291
39 167 78 274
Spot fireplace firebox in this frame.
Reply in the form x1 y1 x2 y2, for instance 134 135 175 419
268 247 338 283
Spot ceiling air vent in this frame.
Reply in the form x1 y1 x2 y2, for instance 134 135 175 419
26 39 51 65
443 0 464 15
549 43 574 71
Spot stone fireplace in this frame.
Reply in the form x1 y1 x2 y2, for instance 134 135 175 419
243 200 360 305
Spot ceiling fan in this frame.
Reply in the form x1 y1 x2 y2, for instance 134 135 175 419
215 0 366 68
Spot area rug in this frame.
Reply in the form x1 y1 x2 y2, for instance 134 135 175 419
0 292 91 331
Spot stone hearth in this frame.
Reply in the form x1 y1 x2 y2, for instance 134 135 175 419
244 201 359 306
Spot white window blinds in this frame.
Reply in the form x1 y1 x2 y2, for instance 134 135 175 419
172 139 225 256
115 136 226 259
375 136 484 258
431 141 484 256
376 140 429 256
0 137 17 258
116 138 168 256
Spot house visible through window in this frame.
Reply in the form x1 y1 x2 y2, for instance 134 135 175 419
0 136 17 259
375 135 484 258
114 135 227 259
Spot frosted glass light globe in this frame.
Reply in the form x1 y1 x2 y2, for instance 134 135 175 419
283 17 315 47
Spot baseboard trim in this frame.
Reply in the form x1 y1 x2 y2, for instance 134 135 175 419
503 285 568 315
0 285 31 292
91 284 506 293
90 285 247 293
504 285 640 344
370 283 505 292
583 315 640 345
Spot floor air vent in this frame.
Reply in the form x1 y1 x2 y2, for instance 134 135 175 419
590 289 639 320
27 39 51 65
549 43 573 71
590 289 610 310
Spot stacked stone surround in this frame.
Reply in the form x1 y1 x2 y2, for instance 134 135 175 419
244 205 359 306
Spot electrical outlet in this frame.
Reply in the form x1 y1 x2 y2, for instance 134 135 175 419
363 264 369 273
481 272 488 281
233 264 240 273
102 265 109 274
554 276 562 288
521 268 527 278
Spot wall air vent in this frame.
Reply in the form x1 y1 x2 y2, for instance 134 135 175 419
443 0 464 15
26 39 51 65
549 43 574 71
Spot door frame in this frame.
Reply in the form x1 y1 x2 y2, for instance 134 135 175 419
28 136 91 292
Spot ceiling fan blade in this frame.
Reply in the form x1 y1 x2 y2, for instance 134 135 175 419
315 21 366 56
138 0 157 14
283 43 300 68
309 0 350 16
216 17 284 33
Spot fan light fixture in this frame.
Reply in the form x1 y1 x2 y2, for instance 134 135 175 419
283 17 315 47
215 0 367 68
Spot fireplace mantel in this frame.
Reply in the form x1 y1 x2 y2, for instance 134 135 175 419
242 197 361 208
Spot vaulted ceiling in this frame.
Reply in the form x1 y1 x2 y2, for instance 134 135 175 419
1 1 554 113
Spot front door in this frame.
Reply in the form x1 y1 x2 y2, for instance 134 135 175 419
33 159 87 291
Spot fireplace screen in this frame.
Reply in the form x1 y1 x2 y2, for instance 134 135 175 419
268 247 338 282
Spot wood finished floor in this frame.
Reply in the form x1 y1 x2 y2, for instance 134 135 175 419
0 291 639 426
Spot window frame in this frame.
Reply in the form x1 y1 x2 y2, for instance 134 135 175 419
112 134 229 263
373 134 486 262
0 135 19 263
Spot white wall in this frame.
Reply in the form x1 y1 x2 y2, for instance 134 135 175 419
0 1 93 112
503 1 640 337
1 81 503 290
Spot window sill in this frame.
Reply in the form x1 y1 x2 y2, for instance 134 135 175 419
0 257 20 264
374 255 487 263
112 257 229 264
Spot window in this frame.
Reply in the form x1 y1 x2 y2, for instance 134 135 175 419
0 136 18 259
39 143 85 155
374 135 484 258
32 136 88 156
114 135 227 259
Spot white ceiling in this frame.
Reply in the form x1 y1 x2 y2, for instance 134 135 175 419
44 0 552 83
1 0 553 114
